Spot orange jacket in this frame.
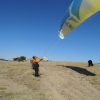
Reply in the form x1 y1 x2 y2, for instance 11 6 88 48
32 59 41 64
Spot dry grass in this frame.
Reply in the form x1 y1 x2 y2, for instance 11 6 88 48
0 60 100 100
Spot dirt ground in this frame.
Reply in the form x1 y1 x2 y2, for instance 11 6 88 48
0 60 100 100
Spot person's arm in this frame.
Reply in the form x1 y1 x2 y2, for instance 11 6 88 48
33 59 42 63
35 59 41 63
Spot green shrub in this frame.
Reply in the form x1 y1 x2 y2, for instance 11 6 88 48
18 56 26 61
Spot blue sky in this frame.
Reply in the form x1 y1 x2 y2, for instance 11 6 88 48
0 0 100 62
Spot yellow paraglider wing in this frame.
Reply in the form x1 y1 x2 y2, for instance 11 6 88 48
59 0 100 39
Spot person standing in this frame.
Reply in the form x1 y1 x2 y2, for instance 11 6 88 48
88 60 93 67
32 56 42 77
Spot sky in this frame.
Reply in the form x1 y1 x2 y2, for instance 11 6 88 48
0 0 100 62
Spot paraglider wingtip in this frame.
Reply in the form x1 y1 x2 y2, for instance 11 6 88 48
59 32 64 39
59 36 64 39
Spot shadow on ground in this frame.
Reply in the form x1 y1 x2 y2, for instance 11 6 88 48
65 66 96 76
56 65 96 76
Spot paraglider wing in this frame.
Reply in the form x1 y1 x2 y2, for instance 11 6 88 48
59 0 100 39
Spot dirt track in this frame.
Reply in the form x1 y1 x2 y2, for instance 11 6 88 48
0 61 100 100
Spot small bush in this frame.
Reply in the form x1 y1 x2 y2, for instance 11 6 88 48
18 56 26 62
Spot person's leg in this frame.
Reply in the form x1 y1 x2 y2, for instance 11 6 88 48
90 61 93 66
34 69 37 76
35 67 39 77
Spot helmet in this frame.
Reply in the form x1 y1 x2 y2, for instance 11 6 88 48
32 56 36 59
